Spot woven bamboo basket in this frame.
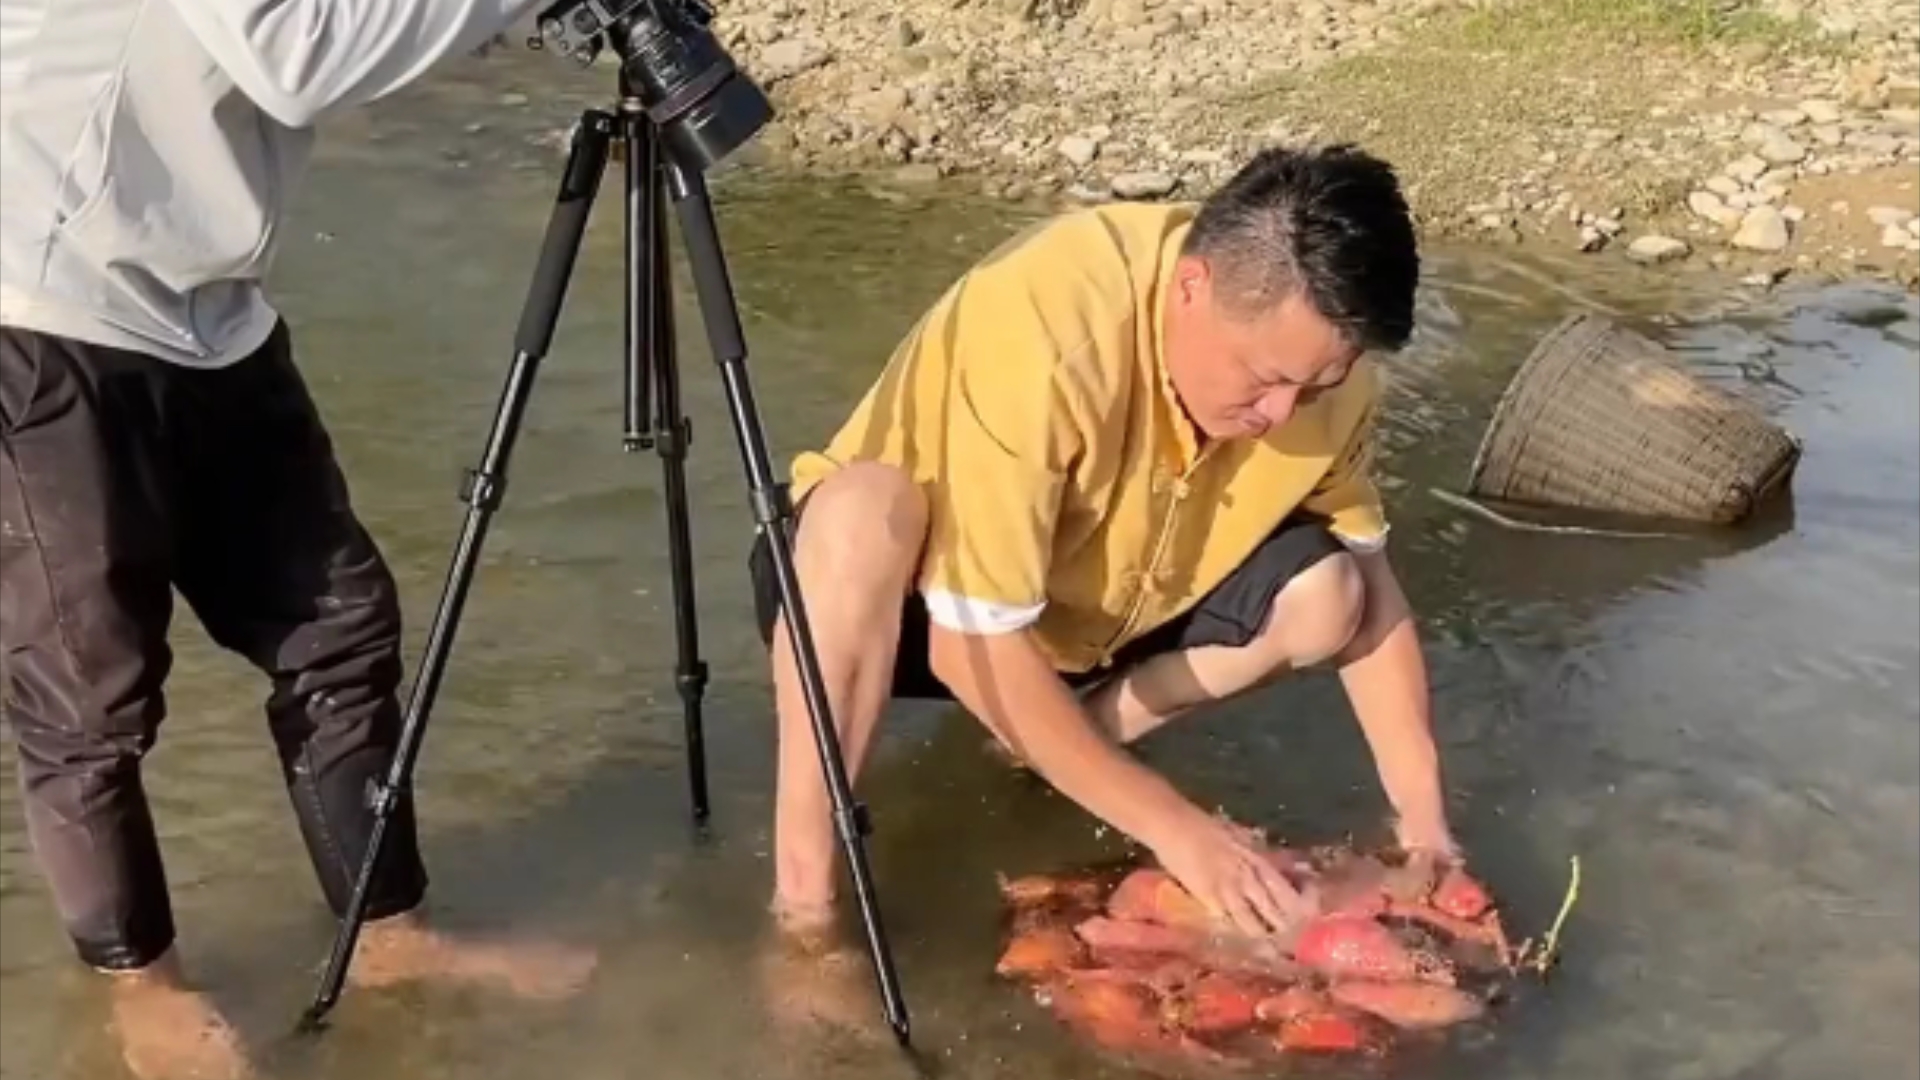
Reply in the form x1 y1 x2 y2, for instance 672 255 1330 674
1465 313 1803 525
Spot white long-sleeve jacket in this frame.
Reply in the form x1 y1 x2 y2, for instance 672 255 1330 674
0 0 541 366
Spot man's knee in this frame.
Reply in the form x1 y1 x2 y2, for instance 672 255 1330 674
794 462 928 577
754 462 928 649
1258 551 1366 669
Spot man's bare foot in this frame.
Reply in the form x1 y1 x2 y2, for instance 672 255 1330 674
756 899 886 1043
345 911 598 1001
105 952 253 1080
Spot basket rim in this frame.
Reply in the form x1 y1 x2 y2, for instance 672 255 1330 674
1465 311 1601 493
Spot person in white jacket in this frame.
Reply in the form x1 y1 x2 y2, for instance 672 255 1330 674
1 3 596 1077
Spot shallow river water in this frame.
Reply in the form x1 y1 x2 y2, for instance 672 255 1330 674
2 48 1917 1080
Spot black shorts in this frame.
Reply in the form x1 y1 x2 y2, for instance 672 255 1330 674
747 494 1347 700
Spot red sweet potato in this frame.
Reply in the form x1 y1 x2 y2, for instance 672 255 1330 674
1274 1010 1372 1053
1431 867 1494 920
996 925 1087 978
1327 981 1488 1030
1163 972 1292 1035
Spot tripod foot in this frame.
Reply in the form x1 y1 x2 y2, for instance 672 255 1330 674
294 1005 331 1037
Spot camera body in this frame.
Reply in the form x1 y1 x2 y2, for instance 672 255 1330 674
533 0 773 170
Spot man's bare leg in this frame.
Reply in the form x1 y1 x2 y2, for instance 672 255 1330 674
759 463 928 1032
1083 552 1366 747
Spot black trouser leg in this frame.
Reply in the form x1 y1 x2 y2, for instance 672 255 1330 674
0 321 428 977
168 323 429 921
0 327 181 971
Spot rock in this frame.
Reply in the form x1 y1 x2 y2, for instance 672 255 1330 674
1706 175 1746 197
1058 135 1100 168
1800 99 1843 124
759 39 831 82
1725 154 1770 184
1759 108 1808 127
1110 171 1179 198
853 86 911 126
498 92 530 107
1732 206 1793 252
1867 205 1915 227
1882 224 1912 248
1757 133 1808 164
1578 224 1608 251
1627 234 1690 263
1688 190 1744 228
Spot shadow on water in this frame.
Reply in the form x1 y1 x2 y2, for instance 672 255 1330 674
2 48 1917 1080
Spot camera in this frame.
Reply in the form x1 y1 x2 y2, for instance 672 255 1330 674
533 0 774 170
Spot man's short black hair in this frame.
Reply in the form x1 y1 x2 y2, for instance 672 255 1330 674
1181 143 1420 353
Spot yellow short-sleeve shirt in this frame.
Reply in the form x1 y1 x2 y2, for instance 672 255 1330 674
789 202 1388 674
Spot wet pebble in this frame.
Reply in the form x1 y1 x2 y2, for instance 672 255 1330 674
1628 234 1691 263
1733 206 1793 252
1058 135 1101 168
1689 190 1745 229
1110 171 1179 198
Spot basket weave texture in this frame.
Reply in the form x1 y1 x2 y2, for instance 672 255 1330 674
1467 313 1802 525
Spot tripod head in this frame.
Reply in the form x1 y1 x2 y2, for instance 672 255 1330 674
531 0 775 171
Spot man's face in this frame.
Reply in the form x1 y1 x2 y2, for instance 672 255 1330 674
1163 254 1362 442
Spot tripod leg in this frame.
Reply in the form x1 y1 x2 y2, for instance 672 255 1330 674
299 110 615 1032
623 106 710 823
660 161 913 1048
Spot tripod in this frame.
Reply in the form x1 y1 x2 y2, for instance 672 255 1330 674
297 67 912 1047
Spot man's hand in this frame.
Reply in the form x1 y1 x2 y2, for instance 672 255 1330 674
927 623 1253 903
1394 814 1461 863
1148 812 1313 936
929 624 1312 936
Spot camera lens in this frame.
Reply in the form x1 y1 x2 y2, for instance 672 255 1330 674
613 1 774 171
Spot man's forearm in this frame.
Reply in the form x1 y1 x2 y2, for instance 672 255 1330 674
1335 551 1453 852
929 627 1205 850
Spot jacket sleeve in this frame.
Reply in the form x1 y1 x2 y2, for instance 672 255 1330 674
164 0 546 128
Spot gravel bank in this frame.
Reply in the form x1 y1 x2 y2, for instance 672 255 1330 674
678 0 1920 287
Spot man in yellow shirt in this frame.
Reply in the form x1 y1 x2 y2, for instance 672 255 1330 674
749 145 1459 957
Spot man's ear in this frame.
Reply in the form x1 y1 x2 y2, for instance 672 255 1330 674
1173 254 1211 307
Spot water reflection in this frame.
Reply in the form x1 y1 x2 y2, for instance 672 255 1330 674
1 50 1916 1080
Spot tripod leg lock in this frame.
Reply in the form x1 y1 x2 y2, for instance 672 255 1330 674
653 417 693 460
363 777 401 816
833 801 874 838
460 468 506 511
749 481 793 527
675 661 709 700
